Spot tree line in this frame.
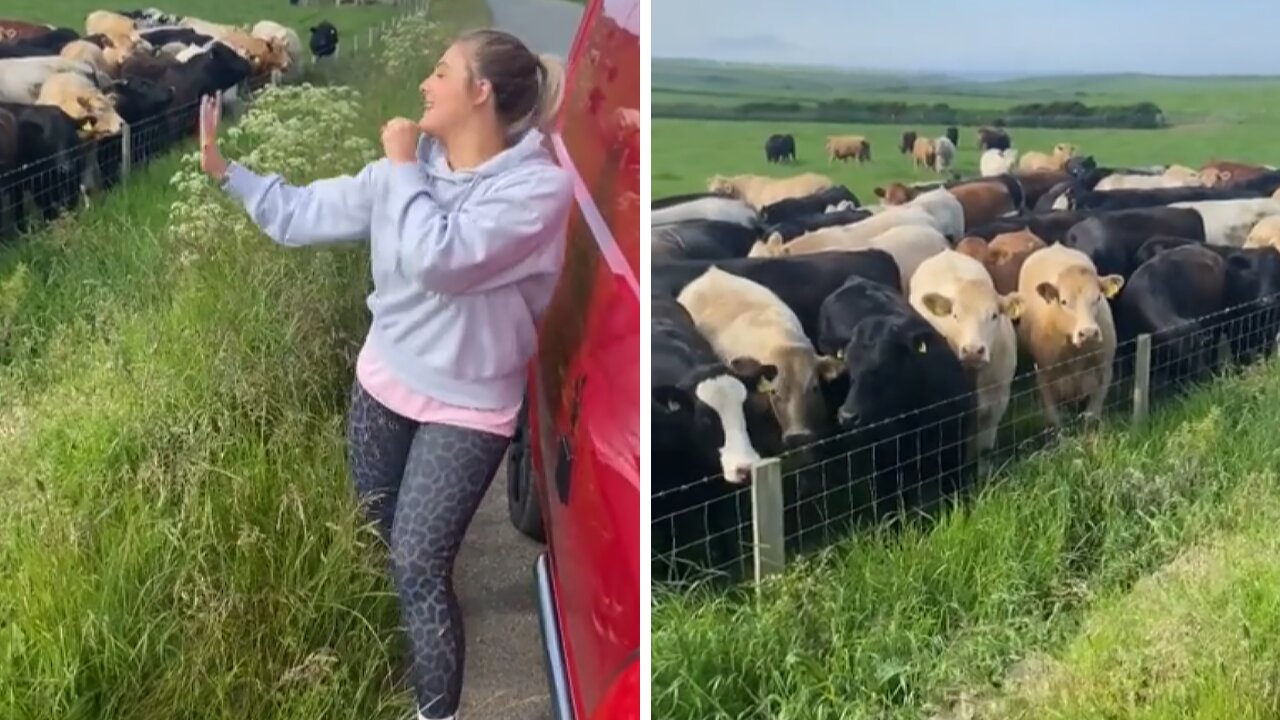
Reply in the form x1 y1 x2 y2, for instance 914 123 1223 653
653 97 1167 129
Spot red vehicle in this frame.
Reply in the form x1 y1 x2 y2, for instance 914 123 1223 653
504 0 640 718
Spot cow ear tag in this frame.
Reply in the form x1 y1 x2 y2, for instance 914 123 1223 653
835 348 845 360
917 341 928 354
758 376 776 393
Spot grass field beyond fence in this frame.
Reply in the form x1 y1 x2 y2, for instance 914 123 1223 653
652 60 1280 720
0 1 490 718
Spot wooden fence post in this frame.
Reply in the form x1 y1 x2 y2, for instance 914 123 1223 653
750 457 785 584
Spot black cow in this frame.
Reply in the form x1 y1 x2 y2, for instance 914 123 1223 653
651 220 760 264
140 28 213 47
977 127 1011 151
813 276 977 526
1051 185 1264 213
95 76 176 187
966 209 1093 244
1233 170 1280 197
764 133 795 163
1062 207 1206 279
652 192 721 210
900 130 917 155
652 251 902 345
763 208 871 242
945 125 959 148
12 28 79 53
123 43 251 147
760 186 859 225
1115 243 1233 391
1130 237 1280 366
309 21 339 60
652 296 782 578
0 40 55 58
0 102 87 232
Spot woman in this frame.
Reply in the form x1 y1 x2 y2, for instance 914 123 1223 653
198 29 573 720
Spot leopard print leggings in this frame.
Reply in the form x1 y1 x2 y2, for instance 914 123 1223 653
346 381 511 718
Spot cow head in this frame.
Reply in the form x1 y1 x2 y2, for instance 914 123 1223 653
653 358 780 484
759 345 842 449
917 279 1023 368
835 315 944 430
873 182 916 206
1037 265 1123 348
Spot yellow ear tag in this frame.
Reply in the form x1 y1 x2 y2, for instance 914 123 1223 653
835 348 845 360
758 377 776 393
918 341 928 354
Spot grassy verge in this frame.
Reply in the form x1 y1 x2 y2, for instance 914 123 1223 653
652 356 1280 719
0 2 490 718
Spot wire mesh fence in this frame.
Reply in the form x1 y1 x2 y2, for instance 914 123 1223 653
651 293 1280 588
0 0 431 243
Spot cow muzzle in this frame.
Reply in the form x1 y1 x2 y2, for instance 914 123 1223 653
1072 324 1102 348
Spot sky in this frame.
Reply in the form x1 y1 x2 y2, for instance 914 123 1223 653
652 0 1280 77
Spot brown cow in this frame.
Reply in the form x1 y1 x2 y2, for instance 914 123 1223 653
955 230 1046 295
1199 160 1271 188
826 135 871 164
1017 243 1123 428
0 19 55 41
874 179 1021 229
912 136 936 170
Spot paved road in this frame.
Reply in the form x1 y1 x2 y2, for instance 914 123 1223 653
456 4 583 718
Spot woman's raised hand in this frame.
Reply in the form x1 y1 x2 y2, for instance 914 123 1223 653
199 94 229 181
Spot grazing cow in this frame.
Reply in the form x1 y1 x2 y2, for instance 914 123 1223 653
0 57 106 104
933 136 956 174
651 250 902 344
900 130 917 155
945 125 959 148
651 296 781 576
1114 244 1231 390
651 220 760 264
707 172 834 210
0 20 57 42
826 135 870 164
1063 207 1205 279
980 148 1019 177
910 250 1022 453
652 194 758 229
957 229 1048 295
977 126 1011 151
912 136 935 171
36 72 125 140
763 208 872 242
759 186 859 225
1168 198 1280 247
1016 243 1124 428
1245 215 1280 250
677 266 843 449
764 133 796 163
816 275 977 522
309 21 339 60
1019 143 1077 172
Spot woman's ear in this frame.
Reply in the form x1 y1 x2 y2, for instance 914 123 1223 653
472 76 492 107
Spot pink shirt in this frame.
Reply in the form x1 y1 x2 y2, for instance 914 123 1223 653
356 337 520 438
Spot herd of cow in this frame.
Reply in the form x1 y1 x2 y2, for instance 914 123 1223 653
653 137 1280 576
0 8 344 239
765 125 1021 175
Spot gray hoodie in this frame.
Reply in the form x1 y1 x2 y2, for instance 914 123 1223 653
222 128 574 410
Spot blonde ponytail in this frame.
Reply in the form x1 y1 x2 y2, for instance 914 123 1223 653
532 53 566 132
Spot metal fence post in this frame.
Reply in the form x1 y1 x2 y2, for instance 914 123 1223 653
1133 333 1152 426
750 457 785 584
120 122 132 180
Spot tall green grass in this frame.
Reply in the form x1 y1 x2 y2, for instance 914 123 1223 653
0 1 489 718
